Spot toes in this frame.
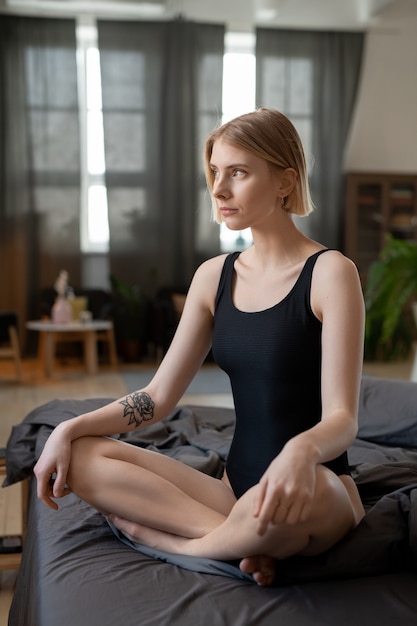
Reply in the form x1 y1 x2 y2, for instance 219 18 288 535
254 571 275 587
239 557 254 574
239 556 276 586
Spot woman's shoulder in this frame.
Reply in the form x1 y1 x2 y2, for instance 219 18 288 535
193 253 231 282
314 249 359 278
312 249 362 300
187 254 230 310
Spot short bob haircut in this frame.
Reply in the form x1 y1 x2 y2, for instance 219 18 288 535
204 108 314 223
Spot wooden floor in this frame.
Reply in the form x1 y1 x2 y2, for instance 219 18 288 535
0 354 413 625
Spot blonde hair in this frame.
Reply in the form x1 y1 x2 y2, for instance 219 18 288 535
204 108 314 223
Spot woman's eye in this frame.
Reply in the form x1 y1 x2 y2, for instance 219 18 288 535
233 169 245 177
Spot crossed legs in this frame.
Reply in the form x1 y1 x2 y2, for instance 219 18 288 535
67 436 235 533
67 436 358 585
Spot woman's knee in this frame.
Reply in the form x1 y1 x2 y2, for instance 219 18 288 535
314 465 353 512
301 465 357 554
67 435 106 491
264 467 356 558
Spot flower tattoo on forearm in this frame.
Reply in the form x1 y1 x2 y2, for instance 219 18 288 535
119 391 155 428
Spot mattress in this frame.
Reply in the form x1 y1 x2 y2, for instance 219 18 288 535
5 376 417 626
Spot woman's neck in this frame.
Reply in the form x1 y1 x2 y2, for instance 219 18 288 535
246 216 316 270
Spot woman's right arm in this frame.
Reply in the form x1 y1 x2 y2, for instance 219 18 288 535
34 255 227 509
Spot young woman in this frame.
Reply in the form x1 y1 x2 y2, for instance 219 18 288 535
34 108 365 587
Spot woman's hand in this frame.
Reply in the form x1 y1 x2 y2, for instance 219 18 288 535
33 424 73 510
253 442 317 535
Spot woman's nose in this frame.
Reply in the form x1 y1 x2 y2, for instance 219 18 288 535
213 175 229 199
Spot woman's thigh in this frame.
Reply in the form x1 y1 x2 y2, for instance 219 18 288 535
70 435 236 516
239 466 360 560
297 466 359 556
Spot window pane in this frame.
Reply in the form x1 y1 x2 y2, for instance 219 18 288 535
292 117 313 170
29 111 79 172
88 185 110 244
107 188 157 252
25 46 79 108
103 112 146 172
288 59 312 115
86 47 103 110
100 51 146 109
34 186 80 253
222 52 256 122
87 110 106 174
220 225 253 252
219 43 256 251
260 57 285 110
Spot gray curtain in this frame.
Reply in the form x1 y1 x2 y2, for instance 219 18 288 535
98 19 224 293
256 29 364 248
0 16 80 333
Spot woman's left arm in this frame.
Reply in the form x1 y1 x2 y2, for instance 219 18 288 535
309 250 365 459
253 252 365 532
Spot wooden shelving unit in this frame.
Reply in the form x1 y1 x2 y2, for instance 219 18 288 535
344 172 417 281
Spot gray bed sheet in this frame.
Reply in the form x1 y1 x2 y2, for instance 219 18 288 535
6 376 417 626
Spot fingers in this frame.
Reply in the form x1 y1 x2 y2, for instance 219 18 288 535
273 499 305 526
52 467 68 499
37 480 72 510
254 483 281 535
34 466 72 511
36 475 59 510
252 481 267 518
254 486 313 535
256 500 291 535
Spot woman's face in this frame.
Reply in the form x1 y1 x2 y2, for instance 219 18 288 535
210 139 282 231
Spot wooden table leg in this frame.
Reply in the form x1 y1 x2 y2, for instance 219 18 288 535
107 326 118 368
43 332 55 378
83 330 98 375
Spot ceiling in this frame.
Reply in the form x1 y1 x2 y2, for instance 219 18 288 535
1 0 403 32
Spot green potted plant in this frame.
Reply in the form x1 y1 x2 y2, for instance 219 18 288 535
110 275 148 362
365 235 417 360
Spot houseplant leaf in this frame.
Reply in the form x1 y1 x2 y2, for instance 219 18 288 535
365 235 417 360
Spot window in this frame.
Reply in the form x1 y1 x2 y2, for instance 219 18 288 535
220 32 256 252
258 56 313 169
76 26 257 255
257 52 314 237
76 21 109 253
222 33 256 124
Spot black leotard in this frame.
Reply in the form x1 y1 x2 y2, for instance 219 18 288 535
212 249 350 499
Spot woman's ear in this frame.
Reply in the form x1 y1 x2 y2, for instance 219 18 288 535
279 168 297 197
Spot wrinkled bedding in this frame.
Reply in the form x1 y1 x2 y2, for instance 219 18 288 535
6 376 417 626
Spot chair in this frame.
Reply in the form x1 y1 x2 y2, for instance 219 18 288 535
0 458 27 570
0 312 22 381
153 286 188 359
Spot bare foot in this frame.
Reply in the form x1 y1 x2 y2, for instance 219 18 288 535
239 555 276 587
110 514 276 586
108 514 190 553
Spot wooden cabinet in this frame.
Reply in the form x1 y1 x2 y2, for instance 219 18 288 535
344 172 417 279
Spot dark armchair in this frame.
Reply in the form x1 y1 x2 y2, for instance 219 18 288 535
0 312 22 381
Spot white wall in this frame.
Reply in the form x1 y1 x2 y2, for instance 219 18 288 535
344 0 417 173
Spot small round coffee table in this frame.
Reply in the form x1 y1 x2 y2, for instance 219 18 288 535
26 320 117 377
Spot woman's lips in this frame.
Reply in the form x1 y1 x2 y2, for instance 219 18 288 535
220 207 238 217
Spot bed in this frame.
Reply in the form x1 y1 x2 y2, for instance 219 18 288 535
5 375 417 626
